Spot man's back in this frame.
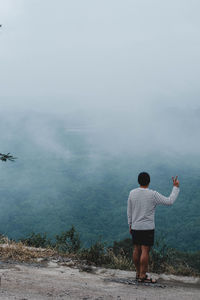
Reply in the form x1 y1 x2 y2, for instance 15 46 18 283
127 186 180 230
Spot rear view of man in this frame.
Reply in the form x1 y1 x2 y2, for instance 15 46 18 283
127 172 180 283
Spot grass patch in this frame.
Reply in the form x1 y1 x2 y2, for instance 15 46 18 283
0 228 199 277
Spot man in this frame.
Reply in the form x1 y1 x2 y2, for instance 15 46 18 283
127 172 180 283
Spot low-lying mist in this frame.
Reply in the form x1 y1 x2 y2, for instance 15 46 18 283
0 108 199 251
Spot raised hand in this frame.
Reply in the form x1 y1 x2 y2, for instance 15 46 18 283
172 176 179 187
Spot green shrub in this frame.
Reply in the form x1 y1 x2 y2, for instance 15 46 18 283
112 238 133 259
106 248 134 270
184 251 200 273
20 232 51 248
79 240 108 265
149 238 199 275
55 225 81 253
149 237 171 273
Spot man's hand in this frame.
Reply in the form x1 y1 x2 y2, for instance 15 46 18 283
129 225 132 234
172 176 179 187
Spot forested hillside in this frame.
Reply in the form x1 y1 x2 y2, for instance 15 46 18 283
0 112 199 252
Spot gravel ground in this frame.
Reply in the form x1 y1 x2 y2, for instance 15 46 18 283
0 260 199 300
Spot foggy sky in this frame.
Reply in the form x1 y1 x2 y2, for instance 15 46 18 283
0 0 200 156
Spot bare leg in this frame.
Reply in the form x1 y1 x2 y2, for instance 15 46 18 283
139 245 150 278
133 245 141 276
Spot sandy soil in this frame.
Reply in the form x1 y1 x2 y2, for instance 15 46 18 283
0 259 199 300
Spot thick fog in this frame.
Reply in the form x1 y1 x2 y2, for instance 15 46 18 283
1 1 200 247
0 0 200 157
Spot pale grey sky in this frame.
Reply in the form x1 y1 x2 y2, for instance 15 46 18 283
0 0 200 156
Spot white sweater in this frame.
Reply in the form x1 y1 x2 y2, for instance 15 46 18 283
127 186 180 230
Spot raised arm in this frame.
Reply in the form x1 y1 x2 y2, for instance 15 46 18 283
154 176 180 206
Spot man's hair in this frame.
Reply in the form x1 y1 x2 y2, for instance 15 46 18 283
138 172 150 186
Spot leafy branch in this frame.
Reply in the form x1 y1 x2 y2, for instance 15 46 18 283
0 153 17 162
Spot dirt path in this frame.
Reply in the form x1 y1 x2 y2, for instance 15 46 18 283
0 260 199 300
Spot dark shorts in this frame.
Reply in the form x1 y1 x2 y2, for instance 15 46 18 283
131 229 155 246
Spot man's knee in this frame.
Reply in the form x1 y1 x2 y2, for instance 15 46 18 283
141 245 150 254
